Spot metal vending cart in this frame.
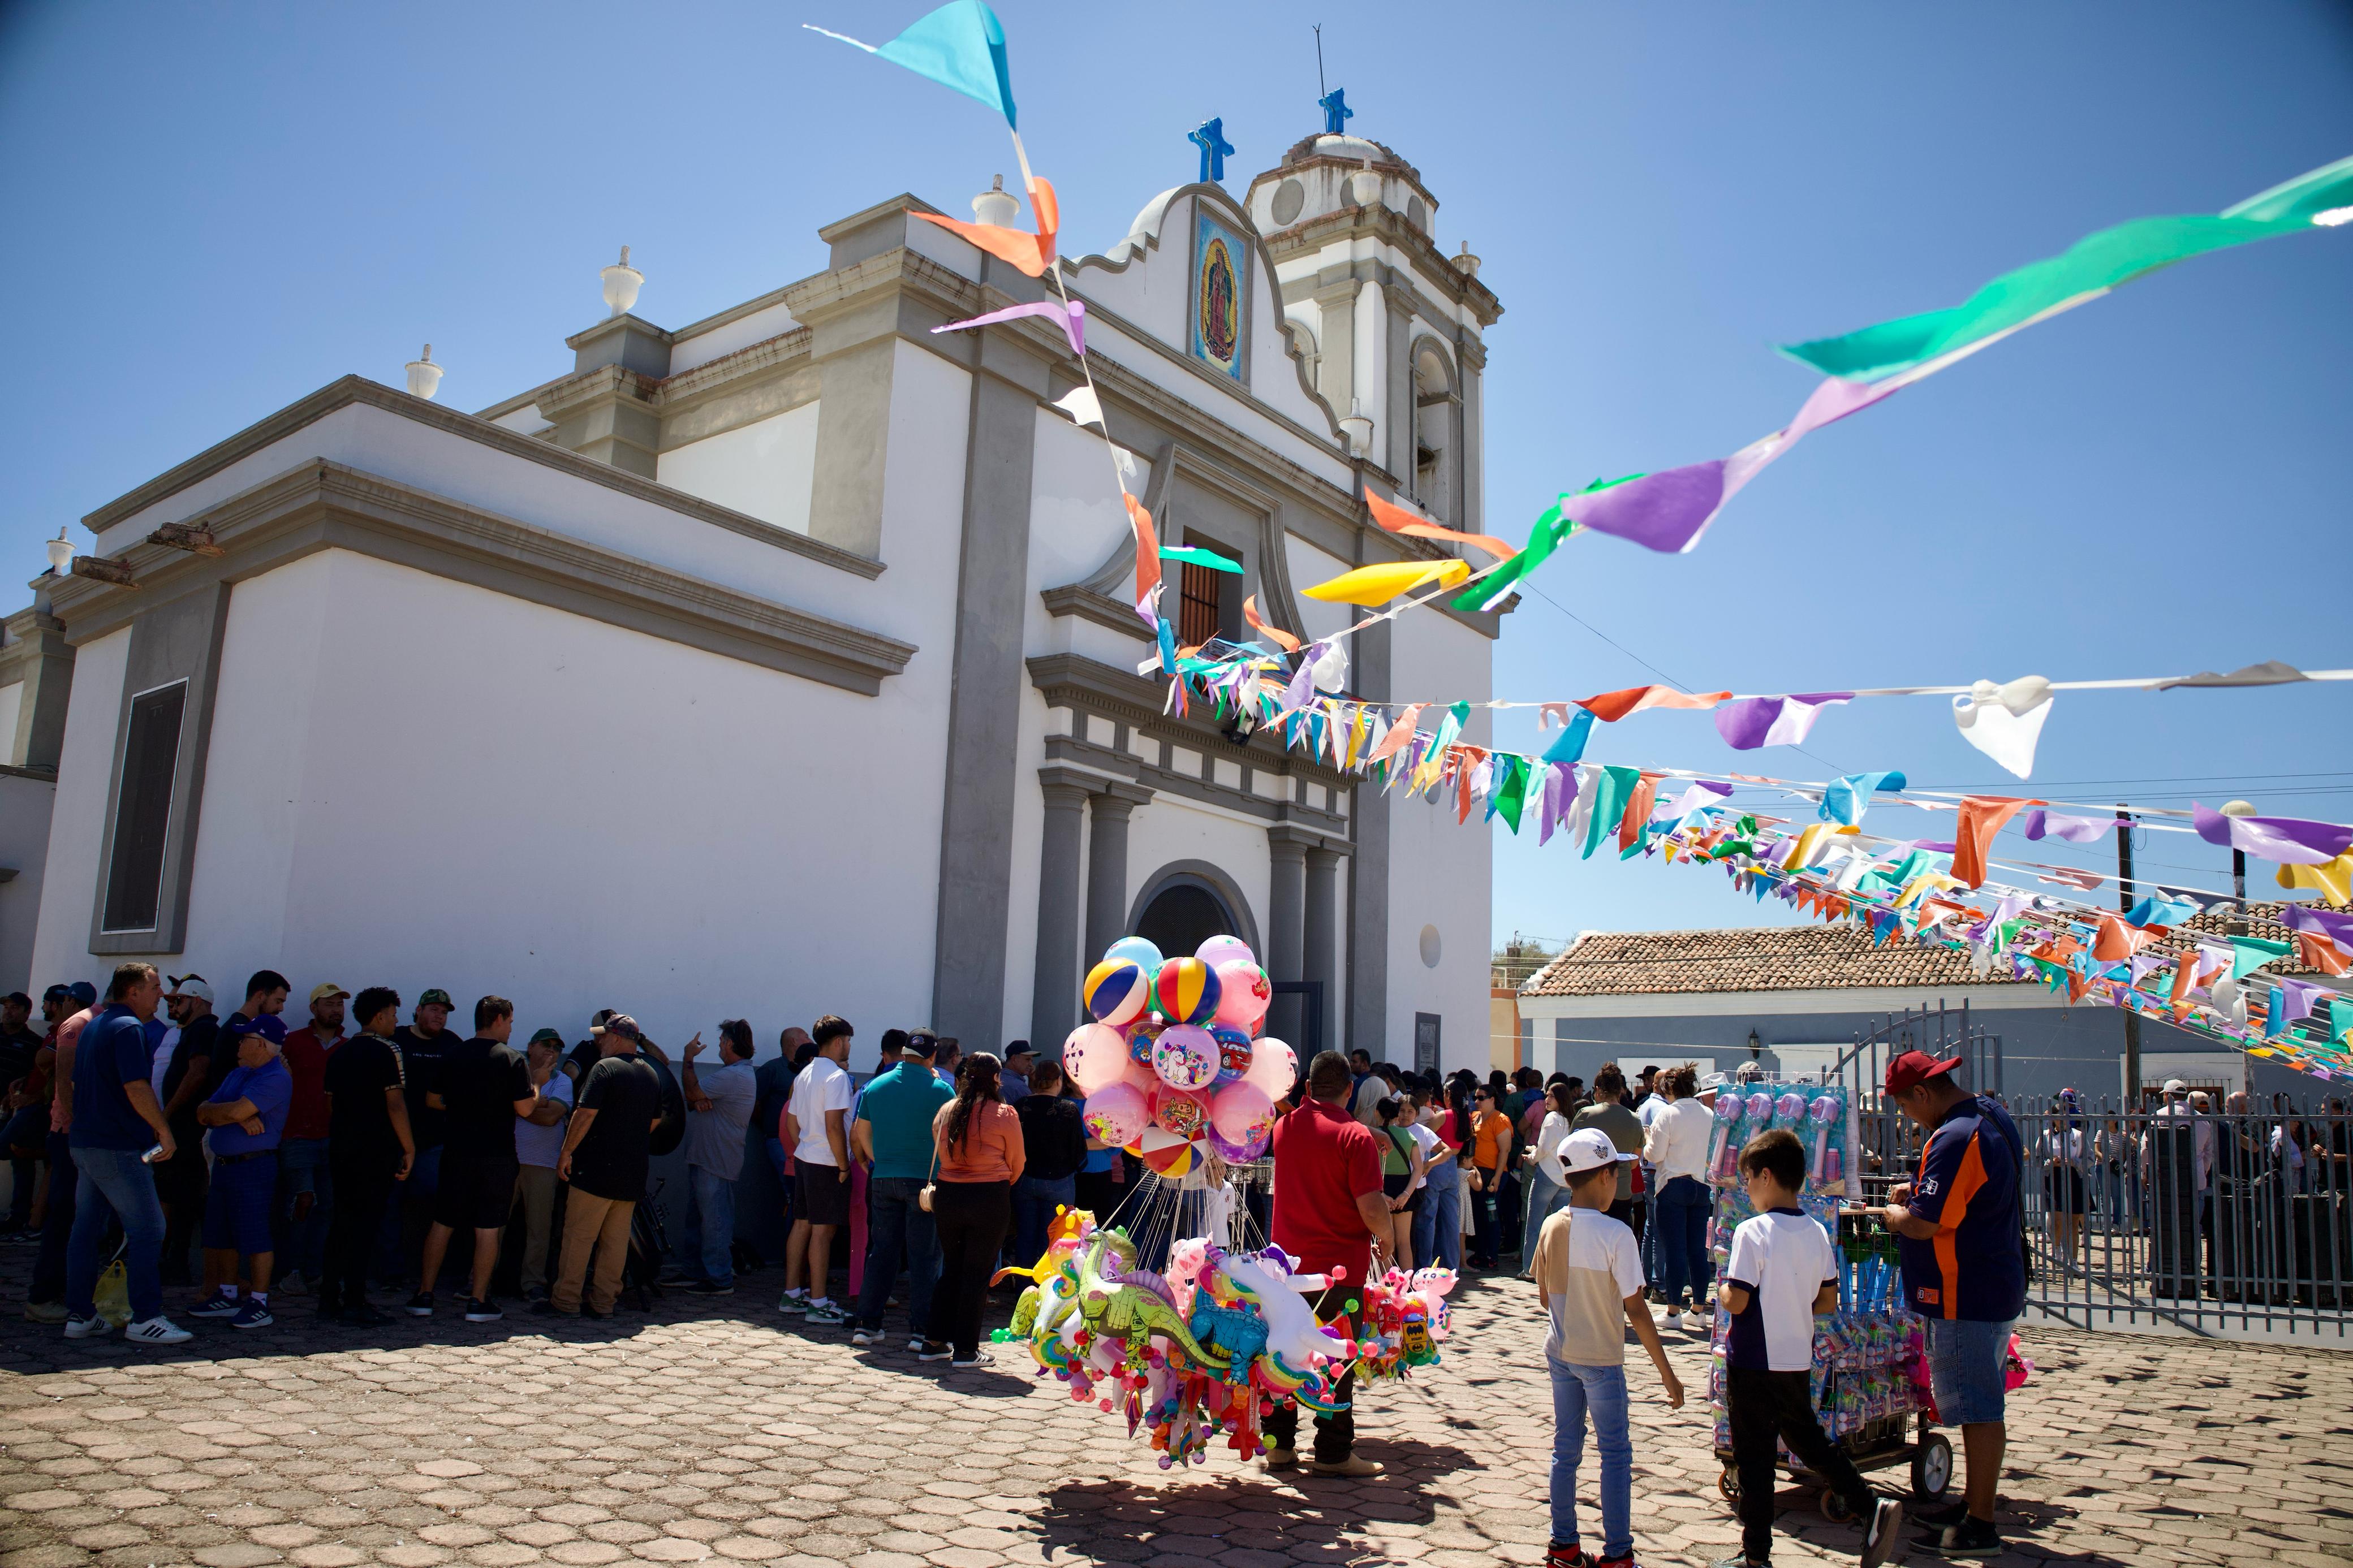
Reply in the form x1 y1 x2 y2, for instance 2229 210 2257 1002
1700 1077 1954 1517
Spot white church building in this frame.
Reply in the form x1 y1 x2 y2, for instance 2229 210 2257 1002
2 123 1504 1075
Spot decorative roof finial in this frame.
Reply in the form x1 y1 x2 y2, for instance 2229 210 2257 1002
1189 117 1235 184
1318 87 1352 136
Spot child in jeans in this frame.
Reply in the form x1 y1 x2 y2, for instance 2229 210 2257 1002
1532 1127 1684 1568
1710 1130 1902 1568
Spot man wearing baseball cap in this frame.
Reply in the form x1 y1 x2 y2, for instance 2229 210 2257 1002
274 984 349 1298
391 989 462 1289
154 974 225 1285
188 1014 294 1328
1874 1052 2024 1558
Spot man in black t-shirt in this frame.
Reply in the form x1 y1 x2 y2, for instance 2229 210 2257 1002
540 1018 662 1318
321 987 416 1324
390 988 462 1282
410 996 536 1322
157 974 227 1283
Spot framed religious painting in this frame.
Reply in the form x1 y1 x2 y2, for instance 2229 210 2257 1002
1190 207 1248 383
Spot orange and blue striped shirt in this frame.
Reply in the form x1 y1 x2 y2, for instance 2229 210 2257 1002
1898 1095 2026 1321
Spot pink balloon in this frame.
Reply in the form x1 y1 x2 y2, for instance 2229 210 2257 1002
1062 1023 1128 1096
1209 1081 1274 1144
1196 935 1256 971
1151 1024 1219 1091
1213 961 1271 1027
1242 1038 1295 1100
1081 1081 1150 1147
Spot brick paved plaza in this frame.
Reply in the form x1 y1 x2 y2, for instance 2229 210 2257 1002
2 1266 2347 1568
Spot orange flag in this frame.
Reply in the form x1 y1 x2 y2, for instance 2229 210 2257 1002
1363 704 1424 766
913 175 1061 277
1243 594 1301 653
1576 684 1734 723
1618 770 1665 853
1363 486 1515 563
1952 795 2042 889
2091 915 2156 964
1123 494 1160 616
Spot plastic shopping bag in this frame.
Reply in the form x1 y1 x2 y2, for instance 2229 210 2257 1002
93 1259 132 1327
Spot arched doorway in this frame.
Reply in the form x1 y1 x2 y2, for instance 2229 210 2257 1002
1127 861 1260 960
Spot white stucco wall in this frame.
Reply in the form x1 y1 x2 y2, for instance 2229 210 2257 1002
1380 607 1492 1074
1123 793 1274 967
1284 535 1354 648
654 402 818 534
37 550 951 1066
27 627 131 995
667 298 800 377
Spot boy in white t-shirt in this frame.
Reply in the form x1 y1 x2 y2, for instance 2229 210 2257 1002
1711 1130 1901 1568
1532 1128 1683 1568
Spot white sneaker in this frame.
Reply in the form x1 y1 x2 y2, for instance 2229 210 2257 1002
950 1351 988 1370
1679 1310 1707 1333
63 1313 110 1340
124 1316 193 1345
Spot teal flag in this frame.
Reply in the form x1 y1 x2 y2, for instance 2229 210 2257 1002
1779 156 2353 383
1161 545 1242 572
808 1 1016 127
1581 766 1639 859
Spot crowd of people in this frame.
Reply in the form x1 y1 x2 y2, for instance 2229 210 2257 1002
1 968 2102 1560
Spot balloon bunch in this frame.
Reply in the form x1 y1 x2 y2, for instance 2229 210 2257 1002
1348 1266 1459 1381
993 1209 1358 1468
1065 934 1294 1175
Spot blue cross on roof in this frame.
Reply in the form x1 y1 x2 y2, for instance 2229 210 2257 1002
1318 88 1353 136
1189 117 1235 184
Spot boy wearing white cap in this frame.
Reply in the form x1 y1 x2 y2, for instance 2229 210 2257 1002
1531 1126 1684 1568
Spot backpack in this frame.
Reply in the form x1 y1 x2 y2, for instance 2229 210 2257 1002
642 1052 688 1158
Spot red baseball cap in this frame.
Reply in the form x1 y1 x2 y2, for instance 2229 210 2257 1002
1884 1049 1962 1095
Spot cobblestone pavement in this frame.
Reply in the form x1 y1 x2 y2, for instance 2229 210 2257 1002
2 1259 2347 1568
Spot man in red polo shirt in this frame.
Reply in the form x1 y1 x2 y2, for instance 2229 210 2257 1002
1265 1048 1391 1477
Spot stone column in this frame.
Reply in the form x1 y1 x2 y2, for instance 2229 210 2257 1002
1084 783 1152 962
1029 769 1095 1044
1266 825 1314 1047
1303 846 1342 1057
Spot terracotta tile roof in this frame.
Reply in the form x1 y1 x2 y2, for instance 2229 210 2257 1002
1520 925 2032 998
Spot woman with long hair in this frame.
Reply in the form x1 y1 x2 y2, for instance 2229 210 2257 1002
1517 1082 1580 1273
921 1052 1024 1368
1374 1096 1424 1272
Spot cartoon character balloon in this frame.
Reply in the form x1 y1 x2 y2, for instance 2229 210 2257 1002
1208 1024 1253 1083
1151 1024 1219 1091
1150 1084 1212 1139
1209 1081 1275 1145
1081 1081 1150 1146
1195 935 1256 971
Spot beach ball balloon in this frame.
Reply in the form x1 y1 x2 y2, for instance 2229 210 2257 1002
1212 961 1272 1028
1153 956 1222 1026
1062 1023 1129 1096
1210 1081 1275 1144
1151 1024 1219 1091
1081 1081 1150 1147
1139 1127 1199 1177
1243 1038 1296 1100
1105 936 1165 973
1209 1025 1253 1083
1084 958 1149 1028
1150 1085 1212 1140
1196 935 1256 971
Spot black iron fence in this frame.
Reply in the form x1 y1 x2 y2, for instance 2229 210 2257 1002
1846 1091 2353 1341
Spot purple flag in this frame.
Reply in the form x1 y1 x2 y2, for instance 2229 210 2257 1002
2023 809 2115 844
2283 905 2353 951
932 296 1085 357
1565 376 1899 554
1714 692 1854 750
2192 802 2353 866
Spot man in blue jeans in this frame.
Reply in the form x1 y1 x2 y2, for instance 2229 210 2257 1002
676 1021 757 1294
1878 1050 2025 1560
849 1033 950 1349
61 964 191 1345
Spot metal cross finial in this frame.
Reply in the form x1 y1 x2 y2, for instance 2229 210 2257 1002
1318 88 1352 136
1189 117 1235 184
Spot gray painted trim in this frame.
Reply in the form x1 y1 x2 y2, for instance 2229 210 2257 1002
89 585 230 957
79 377 885 581
1042 733 1348 839
1038 584 1155 642
1030 769 1097 1043
1125 859 1264 961
929 345 1053 1053
0 608 71 774
1025 653 1361 795
49 461 916 696
1346 617 1391 1057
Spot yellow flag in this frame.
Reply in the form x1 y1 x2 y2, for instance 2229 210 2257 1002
1301 559 1469 606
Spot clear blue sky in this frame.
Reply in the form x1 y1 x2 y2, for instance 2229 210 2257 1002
3 2 2347 951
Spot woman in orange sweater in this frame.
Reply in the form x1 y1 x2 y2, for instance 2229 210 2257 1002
921 1053 1025 1368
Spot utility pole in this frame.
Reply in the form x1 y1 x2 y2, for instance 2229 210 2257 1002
2117 805 2140 1107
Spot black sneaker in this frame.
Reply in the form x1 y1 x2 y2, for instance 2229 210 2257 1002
915 1340 952 1362
462 1297 504 1323
339 1303 393 1325
403 1291 434 1318
1917 1515 2001 1558
680 1279 734 1296
1861 1497 1904 1568
1911 1500 1968 1530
